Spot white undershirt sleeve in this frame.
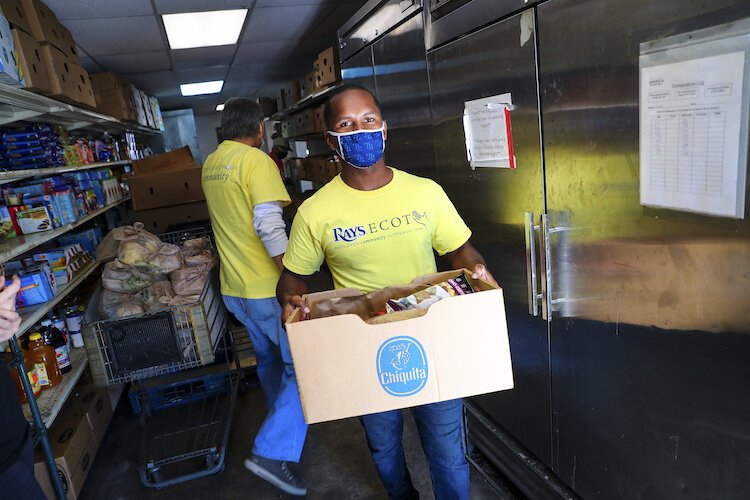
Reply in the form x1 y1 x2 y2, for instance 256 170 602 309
252 201 289 258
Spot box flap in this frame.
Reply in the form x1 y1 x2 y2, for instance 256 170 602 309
132 146 197 174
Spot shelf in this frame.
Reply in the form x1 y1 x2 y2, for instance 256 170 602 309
271 83 340 119
0 159 131 186
17 261 101 337
23 347 88 428
0 82 160 136
0 196 130 262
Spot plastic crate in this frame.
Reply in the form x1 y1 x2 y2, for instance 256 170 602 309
83 229 228 386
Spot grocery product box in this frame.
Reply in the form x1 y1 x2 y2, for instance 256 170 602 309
15 204 53 233
130 200 209 234
128 165 205 211
9 268 55 308
286 270 514 424
0 15 20 85
299 70 316 99
56 23 78 61
39 43 77 101
258 96 277 117
73 384 113 446
131 83 148 126
314 46 340 88
149 95 164 131
0 0 31 34
21 0 65 50
11 27 52 92
69 61 96 109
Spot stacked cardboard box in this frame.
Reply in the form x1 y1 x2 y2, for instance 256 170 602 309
291 156 341 184
34 382 113 500
127 146 209 233
89 72 136 122
314 46 341 88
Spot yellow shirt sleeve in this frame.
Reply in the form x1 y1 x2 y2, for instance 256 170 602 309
431 185 472 256
243 151 291 207
283 210 325 276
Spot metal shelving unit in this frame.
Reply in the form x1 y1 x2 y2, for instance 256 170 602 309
271 82 340 120
0 159 131 186
0 197 129 263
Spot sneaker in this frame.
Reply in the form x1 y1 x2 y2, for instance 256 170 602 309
244 454 307 496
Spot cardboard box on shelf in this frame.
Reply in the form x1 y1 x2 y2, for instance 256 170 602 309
11 27 52 92
90 72 136 122
149 95 164 131
131 146 198 175
56 23 79 61
0 15 20 85
299 70 316 99
140 89 155 128
21 0 65 50
314 104 326 133
39 43 77 101
276 88 286 112
284 79 301 105
73 384 113 446
315 46 340 88
128 165 205 211
131 201 210 234
281 119 292 139
0 0 32 34
131 84 148 126
69 61 96 109
35 404 97 500
286 270 514 424
258 96 277 117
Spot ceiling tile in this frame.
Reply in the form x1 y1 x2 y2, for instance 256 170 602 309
171 46 236 70
243 5 327 43
79 56 104 74
47 0 153 20
233 40 297 64
64 17 165 56
95 51 171 74
154 0 250 14
122 71 179 97
175 66 230 84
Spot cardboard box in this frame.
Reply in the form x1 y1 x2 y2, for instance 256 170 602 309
90 72 136 121
12 27 52 92
314 46 340 88
149 95 163 131
131 201 210 234
35 406 97 500
284 79 301 105
56 23 79 61
128 165 205 211
131 83 147 126
39 43 76 100
286 270 514 424
257 96 277 117
0 0 32 34
21 0 65 50
73 384 113 446
299 70 316 99
0 15 20 85
131 146 197 175
140 89 155 128
69 61 96 108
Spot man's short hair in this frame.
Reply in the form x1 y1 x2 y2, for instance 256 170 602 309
323 84 382 129
221 97 264 140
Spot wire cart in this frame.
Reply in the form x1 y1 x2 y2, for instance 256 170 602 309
82 227 240 489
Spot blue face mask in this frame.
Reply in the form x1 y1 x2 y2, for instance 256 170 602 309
328 125 386 169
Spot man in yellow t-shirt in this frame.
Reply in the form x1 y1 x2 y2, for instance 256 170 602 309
202 97 306 496
277 85 497 500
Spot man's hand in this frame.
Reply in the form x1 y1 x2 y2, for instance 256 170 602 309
282 294 310 324
0 276 22 342
472 263 498 287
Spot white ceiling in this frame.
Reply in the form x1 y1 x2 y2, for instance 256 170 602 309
44 0 368 115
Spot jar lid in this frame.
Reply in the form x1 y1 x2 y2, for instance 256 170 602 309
29 333 42 341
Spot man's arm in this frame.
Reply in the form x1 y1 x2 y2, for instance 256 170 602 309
443 241 498 287
277 269 313 323
253 201 288 271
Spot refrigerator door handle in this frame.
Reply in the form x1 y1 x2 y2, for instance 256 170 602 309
524 212 542 316
540 213 552 321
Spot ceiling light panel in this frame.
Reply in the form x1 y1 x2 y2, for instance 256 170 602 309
181 80 224 96
163 9 248 49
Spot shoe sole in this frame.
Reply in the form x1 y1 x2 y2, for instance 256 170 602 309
244 458 308 496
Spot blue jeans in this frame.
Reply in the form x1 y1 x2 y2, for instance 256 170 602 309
360 399 469 500
223 295 307 462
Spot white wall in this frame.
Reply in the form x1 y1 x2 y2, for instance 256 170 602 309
194 113 223 162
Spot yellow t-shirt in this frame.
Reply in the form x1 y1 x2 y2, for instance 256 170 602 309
202 140 291 299
283 168 471 292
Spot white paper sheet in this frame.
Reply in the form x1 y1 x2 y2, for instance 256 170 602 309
463 94 515 169
640 28 750 218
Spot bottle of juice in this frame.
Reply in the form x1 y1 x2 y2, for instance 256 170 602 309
28 333 62 389
5 346 40 401
41 319 71 374
2 347 28 403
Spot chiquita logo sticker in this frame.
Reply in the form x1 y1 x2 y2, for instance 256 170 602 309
376 336 429 397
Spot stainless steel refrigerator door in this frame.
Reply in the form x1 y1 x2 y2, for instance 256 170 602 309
341 46 376 93
372 13 436 179
428 10 551 466
538 0 750 497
